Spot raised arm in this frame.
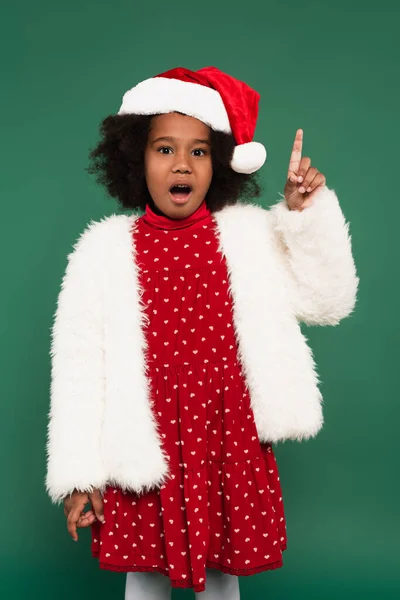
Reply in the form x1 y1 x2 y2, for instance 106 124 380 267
268 130 359 326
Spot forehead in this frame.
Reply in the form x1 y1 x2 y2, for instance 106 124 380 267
149 112 211 139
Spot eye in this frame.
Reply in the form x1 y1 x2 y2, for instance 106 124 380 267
157 146 173 155
192 148 207 157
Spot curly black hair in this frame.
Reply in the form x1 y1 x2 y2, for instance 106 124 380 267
86 113 262 213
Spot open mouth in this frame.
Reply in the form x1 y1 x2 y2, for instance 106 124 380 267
169 184 193 204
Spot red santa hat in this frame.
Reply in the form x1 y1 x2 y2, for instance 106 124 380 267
117 66 267 174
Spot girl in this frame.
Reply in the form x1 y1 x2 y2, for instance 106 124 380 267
45 66 359 599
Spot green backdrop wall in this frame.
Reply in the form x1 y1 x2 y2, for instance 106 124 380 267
1 0 399 598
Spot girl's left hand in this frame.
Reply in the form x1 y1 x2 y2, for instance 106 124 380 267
283 129 326 211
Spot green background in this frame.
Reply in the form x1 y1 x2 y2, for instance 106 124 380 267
1 0 399 598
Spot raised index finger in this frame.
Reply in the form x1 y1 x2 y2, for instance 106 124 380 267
288 129 303 178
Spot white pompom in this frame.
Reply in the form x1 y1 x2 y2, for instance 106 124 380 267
230 142 267 174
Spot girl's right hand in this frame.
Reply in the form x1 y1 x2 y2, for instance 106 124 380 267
63 488 105 542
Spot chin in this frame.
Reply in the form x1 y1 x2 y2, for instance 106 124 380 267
165 197 200 218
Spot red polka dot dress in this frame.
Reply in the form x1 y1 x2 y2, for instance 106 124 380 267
91 200 287 593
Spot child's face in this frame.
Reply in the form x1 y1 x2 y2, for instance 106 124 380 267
144 112 213 219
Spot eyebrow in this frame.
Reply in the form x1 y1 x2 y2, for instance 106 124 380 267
150 136 211 146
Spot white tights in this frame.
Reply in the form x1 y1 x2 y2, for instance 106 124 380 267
125 568 240 599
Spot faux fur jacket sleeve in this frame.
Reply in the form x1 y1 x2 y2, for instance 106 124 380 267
267 185 359 326
45 222 108 503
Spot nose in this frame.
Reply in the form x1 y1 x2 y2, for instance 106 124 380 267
172 150 192 174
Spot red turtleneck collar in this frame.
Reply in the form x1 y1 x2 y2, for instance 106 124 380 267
142 199 212 231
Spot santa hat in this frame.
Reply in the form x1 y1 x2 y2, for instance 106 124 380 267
117 66 267 174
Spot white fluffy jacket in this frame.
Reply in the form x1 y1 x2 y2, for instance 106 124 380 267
45 186 359 504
